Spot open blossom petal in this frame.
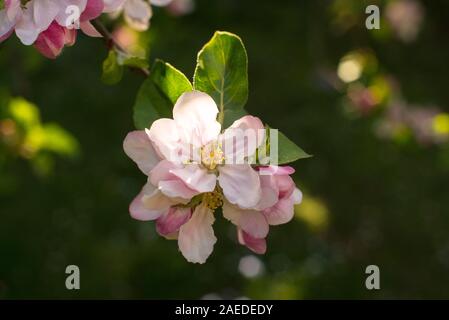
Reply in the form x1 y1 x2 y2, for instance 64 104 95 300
0 13 15 43
150 160 202 200
173 91 221 147
220 115 265 164
123 0 153 31
55 0 88 27
255 174 279 211
0 0 20 43
223 201 269 239
80 20 102 37
218 164 261 209
170 164 216 194
130 182 169 221
15 3 40 45
156 207 191 238
123 130 160 175
103 0 126 12
261 167 302 226
178 203 217 264
32 0 59 31
80 0 104 21
146 119 182 161
238 228 267 254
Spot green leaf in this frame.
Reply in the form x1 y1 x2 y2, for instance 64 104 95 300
193 31 248 126
101 50 123 85
277 130 312 164
133 59 193 129
121 56 149 70
257 127 311 165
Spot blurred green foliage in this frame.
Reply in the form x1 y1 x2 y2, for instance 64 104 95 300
1 0 449 299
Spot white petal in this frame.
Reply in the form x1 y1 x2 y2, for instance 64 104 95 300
146 120 183 162
149 160 199 200
218 164 261 209
55 0 88 27
173 91 221 147
292 188 303 204
170 164 217 194
124 0 152 31
223 200 269 239
130 183 168 221
0 10 15 40
178 203 217 264
32 0 59 31
15 4 40 45
123 130 160 175
220 115 265 164
103 0 126 12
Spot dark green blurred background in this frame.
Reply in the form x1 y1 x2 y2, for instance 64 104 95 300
1 0 449 299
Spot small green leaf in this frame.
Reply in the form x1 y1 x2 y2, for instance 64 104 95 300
257 127 311 165
133 59 193 129
121 56 149 70
277 131 312 164
101 50 123 85
194 31 248 126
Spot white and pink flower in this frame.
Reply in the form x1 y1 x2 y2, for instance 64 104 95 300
0 0 105 58
124 90 303 263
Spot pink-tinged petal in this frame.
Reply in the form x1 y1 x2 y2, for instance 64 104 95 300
80 20 102 37
123 130 160 175
218 164 261 209
170 164 217 194
15 3 40 45
254 175 279 211
0 26 14 43
149 160 198 199
220 115 265 164
263 197 295 226
140 180 179 210
103 0 126 12
32 0 59 31
178 203 217 264
238 228 267 254
123 0 153 31
149 160 179 185
276 175 296 199
158 180 198 200
173 91 221 147
6 0 21 20
80 0 104 21
258 165 295 176
223 201 269 239
151 0 174 7
130 192 166 221
146 119 183 161
34 22 66 59
156 207 191 237
64 27 77 46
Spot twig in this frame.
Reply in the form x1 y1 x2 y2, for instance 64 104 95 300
91 19 150 77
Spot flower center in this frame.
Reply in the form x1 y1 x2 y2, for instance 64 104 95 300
202 189 223 210
201 141 224 170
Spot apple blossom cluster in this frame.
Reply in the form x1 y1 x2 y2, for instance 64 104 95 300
0 0 174 58
123 91 303 264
